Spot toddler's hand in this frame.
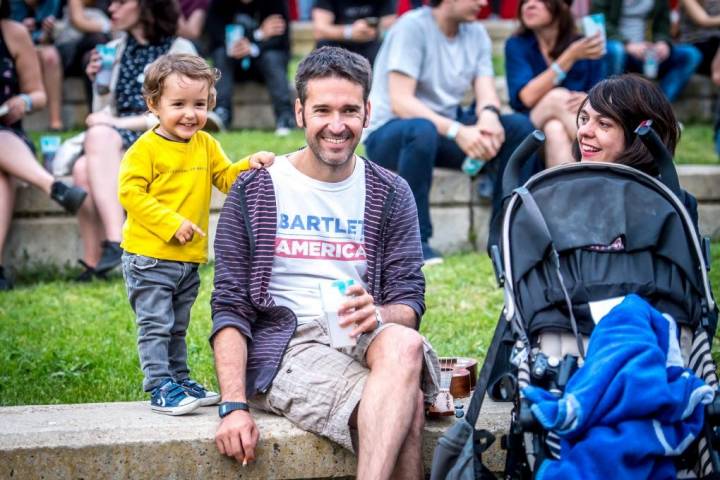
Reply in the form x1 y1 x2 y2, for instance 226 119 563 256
249 151 275 169
175 219 206 245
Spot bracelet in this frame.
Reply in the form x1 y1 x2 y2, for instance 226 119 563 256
343 24 353 40
481 104 501 117
19 93 32 113
550 62 566 85
253 29 264 42
446 121 461 140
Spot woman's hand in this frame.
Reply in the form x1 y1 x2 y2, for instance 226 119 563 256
567 34 605 62
653 41 671 62
259 14 286 39
626 41 650 60
229 37 252 59
86 48 101 81
0 96 27 125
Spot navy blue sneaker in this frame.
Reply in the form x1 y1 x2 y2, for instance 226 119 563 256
150 379 200 415
179 378 221 407
421 242 444 267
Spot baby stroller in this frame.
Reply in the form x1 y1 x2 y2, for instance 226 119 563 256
432 126 720 479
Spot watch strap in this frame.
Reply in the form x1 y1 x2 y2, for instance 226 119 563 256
218 401 250 418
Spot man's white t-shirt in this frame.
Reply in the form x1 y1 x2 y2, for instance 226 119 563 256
267 154 368 324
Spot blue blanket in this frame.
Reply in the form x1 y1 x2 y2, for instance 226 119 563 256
523 294 714 480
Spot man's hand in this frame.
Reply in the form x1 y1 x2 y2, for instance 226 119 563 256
174 219 206 245
229 37 252 59
259 14 286 39
626 41 650 60
338 284 378 338
215 410 259 465
350 19 377 42
653 41 671 62
40 15 55 43
249 151 275 169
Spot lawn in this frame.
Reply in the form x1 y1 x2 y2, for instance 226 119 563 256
2 246 719 407
29 122 719 166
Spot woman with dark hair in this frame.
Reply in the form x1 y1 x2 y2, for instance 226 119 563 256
572 74 698 225
505 0 605 167
71 0 195 280
0 0 87 289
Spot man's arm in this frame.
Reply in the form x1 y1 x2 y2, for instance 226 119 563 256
213 327 259 465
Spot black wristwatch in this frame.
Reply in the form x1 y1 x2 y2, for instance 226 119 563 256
218 401 250 418
482 104 501 117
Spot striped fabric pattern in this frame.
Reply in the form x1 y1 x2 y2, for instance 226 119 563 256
210 159 426 397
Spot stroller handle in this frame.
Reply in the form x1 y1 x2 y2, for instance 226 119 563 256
634 121 683 199
502 130 546 200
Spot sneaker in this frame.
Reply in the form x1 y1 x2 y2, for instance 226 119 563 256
94 241 123 275
74 259 106 282
151 379 201 416
179 378 221 406
0 266 12 291
476 175 494 201
50 181 87 214
421 242 444 267
204 110 226 133
274 115 295 137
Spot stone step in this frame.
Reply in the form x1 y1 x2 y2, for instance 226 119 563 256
5 166 720 270
0 399 512 479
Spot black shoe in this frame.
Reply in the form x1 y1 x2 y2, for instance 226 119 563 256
94 241 123 275
74 260 107 282
0 266 12 291
50 181 87 214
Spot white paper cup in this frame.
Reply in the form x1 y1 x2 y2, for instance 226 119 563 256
320 280 357 349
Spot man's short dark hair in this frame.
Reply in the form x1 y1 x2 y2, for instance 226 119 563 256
295 46 372 105
429 0 443 6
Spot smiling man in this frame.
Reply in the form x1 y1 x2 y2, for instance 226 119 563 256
210 46 440 479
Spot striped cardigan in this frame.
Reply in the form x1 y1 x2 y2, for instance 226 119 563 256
210 158 426 397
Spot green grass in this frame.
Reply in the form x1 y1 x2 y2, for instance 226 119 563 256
2 247 719 406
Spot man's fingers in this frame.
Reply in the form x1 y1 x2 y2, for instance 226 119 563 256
228 432 246 464
216 435 227 456
240 427 257 463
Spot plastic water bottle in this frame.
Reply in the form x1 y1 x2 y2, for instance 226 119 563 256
461 156 485 176
643 47 659 79
95 44 116 95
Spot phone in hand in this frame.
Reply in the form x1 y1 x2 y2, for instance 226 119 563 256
0 103 9 117
364 16 380 28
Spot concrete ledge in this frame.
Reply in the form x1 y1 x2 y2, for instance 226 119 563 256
5 166 720 270
0 399 512 479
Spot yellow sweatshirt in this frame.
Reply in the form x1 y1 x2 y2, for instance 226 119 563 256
118 129 250 263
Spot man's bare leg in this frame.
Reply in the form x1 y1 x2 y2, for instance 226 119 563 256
356 326 424 480
390 390 425 479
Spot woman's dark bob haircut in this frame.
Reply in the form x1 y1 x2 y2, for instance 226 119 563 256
571 74 680 177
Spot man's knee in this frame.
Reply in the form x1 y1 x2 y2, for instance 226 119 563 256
501 113 535 143
371 327 424 372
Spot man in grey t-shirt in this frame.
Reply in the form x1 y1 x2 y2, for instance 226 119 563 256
364 0 538 265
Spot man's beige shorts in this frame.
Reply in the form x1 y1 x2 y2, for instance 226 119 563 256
249 318 440 451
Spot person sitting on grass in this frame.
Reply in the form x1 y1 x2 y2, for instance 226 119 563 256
118 53 274 415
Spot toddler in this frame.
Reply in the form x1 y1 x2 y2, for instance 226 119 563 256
118 53 273 415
